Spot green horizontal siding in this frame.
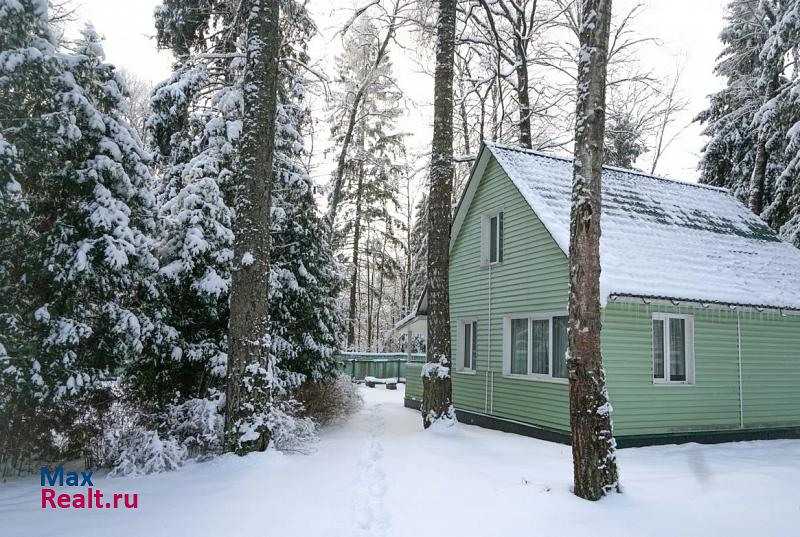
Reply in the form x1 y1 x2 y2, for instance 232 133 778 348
450 156 571 431
405 363 423 401
603 302 800 435
739 311 800 427
602 302 741 435
448 154 800 439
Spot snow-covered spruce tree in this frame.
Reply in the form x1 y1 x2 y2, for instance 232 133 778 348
422 0 456 428
604 113 647 170
270 1 344 382
137 0 243 456
329 14 407 352
324 2 410 236
567 0 619 501
0 3 159 471
762 0 800 246
698 0 800 243
697 1 790 205
133 71 236 419
148 0 340 456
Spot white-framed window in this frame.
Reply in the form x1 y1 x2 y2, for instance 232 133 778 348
503 313 568 381
652 313 695 384
457 319 478 372
481 211 503 265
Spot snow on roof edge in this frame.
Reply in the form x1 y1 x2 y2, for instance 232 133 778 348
611 294 800 313
481 141 800 311
484 141 730 194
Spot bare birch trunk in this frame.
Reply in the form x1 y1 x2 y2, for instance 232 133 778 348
567 0 619 500
422 0 456 428
224 0 281 453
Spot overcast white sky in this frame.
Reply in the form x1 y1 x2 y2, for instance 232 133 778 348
73 0 728 183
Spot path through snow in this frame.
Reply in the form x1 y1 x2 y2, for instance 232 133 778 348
352 402 388 536
1 385 799 536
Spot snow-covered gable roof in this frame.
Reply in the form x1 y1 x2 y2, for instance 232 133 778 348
476 142 800 310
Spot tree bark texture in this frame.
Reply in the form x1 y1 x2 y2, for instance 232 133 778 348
748 71 779 216
516 57 533 149
422 0 456 428
513 0 536 149
567 0 619 501
749 137 769 215
224 0 281 454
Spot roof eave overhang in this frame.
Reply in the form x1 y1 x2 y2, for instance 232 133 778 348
394 315 428 332
609 294 800 316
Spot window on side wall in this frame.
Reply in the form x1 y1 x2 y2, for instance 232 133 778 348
481 211 503 265
652 313 694 384
458 320 478 372
503 314 568 380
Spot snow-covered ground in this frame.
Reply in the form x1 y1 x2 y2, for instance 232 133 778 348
2 385 799 537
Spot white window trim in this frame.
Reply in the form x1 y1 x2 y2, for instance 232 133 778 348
456 318 478 373
651 313 695 385
480 209 504 267
502 311 568 383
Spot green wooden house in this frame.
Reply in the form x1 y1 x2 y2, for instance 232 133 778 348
404 142 800 446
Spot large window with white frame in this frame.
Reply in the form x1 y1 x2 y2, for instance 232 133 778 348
503 314 568 380
481 211 503 265
652 313 694 384
457 320 478 372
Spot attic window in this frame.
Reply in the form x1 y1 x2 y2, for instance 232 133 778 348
482 211 504 265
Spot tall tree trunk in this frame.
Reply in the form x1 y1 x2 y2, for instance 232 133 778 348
405 177 413 312
567 0 619 501
224 0 281 454
347 172 364 350
749 74 778 214
749 138 769 215
514 6 534 150
366 227 374 350
374 225 389 351
515 58 532 149
422 0 456 429
457 74 471 156
514 0 537 149
327 94 364 242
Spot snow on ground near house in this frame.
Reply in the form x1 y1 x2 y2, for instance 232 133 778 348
2 385 799 537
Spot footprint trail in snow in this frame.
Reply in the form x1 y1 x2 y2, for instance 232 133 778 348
352 403 389 537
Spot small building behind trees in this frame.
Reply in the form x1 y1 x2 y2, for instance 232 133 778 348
404 142 800 446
